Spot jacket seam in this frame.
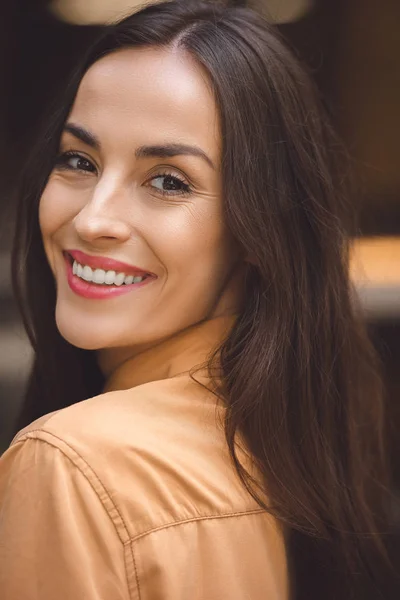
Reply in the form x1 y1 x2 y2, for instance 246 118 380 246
127 509 268 600
130 542 143 600
14 430 266 600
13 430 136 600
129 508 267 543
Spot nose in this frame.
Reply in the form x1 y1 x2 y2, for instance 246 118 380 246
73 178 132 245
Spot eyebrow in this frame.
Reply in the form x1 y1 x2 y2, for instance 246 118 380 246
136 144 214 169
64 123 100 150
63 122 215 169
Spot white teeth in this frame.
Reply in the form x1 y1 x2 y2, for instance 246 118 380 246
72 258 146 286
93 269 106 284
104 270 116 285
82 265 93 281
114 272 125 286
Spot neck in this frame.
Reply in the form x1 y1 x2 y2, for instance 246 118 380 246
99 310 239 382
97 335 172 381
98 262 246 382
100 313 237 394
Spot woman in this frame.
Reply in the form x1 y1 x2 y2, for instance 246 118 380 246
0 1 392 598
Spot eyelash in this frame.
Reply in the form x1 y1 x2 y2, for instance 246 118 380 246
54 151 96 174
54 151 193 197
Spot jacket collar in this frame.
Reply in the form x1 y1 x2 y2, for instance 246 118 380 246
103 315 236 393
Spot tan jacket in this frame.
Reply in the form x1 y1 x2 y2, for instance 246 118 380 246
0 316 289 599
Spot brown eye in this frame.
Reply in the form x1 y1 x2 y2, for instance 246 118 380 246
149 174 190 196
55 152 97 174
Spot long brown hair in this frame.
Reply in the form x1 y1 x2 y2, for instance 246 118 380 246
12 1 393 597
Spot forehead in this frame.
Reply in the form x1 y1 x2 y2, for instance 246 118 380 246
69 47 220 158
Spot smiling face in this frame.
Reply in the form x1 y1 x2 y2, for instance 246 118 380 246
39 46 242 370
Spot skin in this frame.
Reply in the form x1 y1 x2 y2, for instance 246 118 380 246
39 46 243 379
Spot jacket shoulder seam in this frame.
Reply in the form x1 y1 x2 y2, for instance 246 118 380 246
11 411 61 445
14 429 137 600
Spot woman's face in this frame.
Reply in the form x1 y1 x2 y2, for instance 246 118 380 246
40 47 241 363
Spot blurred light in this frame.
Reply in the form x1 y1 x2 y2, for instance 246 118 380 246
250 0 313 24
49 0 314 25
48 0 168 25
350 237 400 320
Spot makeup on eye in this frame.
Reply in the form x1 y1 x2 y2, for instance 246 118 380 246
143 169 192 197
54 150 194 197
55 151 97 174
63 122 215 170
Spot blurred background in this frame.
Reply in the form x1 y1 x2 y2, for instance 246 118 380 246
0 0 399 544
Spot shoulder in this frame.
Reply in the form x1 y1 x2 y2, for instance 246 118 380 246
4 378 289 600
11 376 261 540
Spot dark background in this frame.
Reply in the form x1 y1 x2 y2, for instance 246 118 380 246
0 0 399 591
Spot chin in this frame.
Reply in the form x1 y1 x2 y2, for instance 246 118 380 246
55 305 113 350
56 323 106 350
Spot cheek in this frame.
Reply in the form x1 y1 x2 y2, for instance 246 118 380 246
147 203 236 280
40 180 68 235
39 177 86 242
39 179 80 271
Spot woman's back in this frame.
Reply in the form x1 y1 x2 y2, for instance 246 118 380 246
1 317 289 599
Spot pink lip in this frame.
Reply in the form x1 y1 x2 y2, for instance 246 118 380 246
64 252 155 300
67 249 154 277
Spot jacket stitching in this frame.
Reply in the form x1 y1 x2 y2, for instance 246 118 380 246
129 508 267 543
14 430 267 600
17 429 130 542
130 542 142 600
14 430 136 600
127 509 269 597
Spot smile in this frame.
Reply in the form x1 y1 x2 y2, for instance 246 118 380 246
64 250 155 300
72 261 145 286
